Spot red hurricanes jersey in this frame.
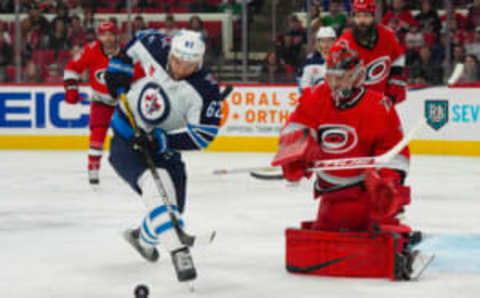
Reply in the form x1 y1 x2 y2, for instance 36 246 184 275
64 40 118 105
285 84 410 190
336 24 405 94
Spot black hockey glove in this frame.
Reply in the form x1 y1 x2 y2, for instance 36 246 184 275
105 53 134 98
130 129 167 154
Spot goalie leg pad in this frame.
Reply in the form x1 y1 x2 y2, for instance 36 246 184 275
285 228 402 280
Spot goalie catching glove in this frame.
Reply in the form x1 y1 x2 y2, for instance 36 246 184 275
271 127 322 182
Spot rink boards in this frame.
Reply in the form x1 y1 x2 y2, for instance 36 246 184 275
0 84 479 156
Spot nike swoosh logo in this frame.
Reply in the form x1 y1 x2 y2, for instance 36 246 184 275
287 254 357 273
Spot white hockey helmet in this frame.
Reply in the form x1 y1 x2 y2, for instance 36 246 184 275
170 29 206 65
316 26 337 40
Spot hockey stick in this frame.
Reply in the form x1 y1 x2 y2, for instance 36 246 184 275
307 119 427 173
220 84 234 101
214 119 426 175
120 92 196 247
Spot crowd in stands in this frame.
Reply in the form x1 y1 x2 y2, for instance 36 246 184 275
260 0 480 85
0 0 235 83
0 0 480 85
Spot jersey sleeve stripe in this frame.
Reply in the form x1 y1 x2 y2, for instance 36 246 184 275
107 61 134 75
392 55 405 67
63 70 80 81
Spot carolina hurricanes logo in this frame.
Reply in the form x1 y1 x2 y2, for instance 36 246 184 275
94 69 107 85
317 124 358 154
364 56 390 85
138 82 170 124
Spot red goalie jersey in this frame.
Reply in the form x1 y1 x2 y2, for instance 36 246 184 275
275 84 410 192
337 24 406 104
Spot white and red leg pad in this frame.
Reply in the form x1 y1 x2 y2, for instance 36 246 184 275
285 225 408 280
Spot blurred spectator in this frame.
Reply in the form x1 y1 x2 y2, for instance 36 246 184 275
0 23 12 82
452 44 466 65
0 0 13 13
83 8 98 32
133 15 147 35
313 0 351 12
108 17 119 29
415 0 441 35
22 3 50 35
276 33 304 68
445 18 469 46
285 15 306 46
45 63 63 83
458 54 480 82
69 15 87 47
189 16 208 39
47 19 71 53
218 0 243 19
259 51 291 83
116 0 154 12
23 59 41 83
440 2 468 30
159 14 179 38
467 0 480 30
466 27 480 59
321 0 347 34
410 45 444 85
52 4 70 25
382 0 419 43
405 25 424 50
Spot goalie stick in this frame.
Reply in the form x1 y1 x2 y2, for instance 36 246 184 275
213 119 427 175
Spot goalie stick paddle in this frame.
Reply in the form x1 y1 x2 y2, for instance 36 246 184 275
120 92 197 247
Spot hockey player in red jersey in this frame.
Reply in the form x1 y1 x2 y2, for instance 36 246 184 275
63 21 120 185
336 0 407 104
272 42 429 280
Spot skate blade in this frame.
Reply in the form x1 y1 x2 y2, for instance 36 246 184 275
411 253 435 281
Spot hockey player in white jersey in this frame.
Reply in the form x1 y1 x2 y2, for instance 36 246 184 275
104 29 222 283
298 26 336 91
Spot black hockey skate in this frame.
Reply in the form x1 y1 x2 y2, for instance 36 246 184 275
88 169 100 186
123 228 159 262
170 246 197 282
394 248 434 281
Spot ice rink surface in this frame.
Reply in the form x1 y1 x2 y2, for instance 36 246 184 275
1 150 480 298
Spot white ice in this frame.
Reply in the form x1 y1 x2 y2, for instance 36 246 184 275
1 151 479 298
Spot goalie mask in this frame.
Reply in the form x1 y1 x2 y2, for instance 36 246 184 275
326 42 365 108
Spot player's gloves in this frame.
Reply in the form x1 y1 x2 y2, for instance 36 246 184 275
105 53 134 99
386 74 407 104
64 79 80 104
131 128 168 154
272 127 321 182
364 169 410 220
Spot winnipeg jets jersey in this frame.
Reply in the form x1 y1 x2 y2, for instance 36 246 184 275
111 32 222 151
298 51 327 91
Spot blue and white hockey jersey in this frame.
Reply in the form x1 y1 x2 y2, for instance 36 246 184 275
298 51 327 90
109 32 221 151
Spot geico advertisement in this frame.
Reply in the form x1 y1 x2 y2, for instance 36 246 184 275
219 86 299 136
0 86 91 135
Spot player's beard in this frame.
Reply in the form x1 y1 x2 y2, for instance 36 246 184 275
353 24 377 49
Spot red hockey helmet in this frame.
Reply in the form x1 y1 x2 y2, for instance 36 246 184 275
353 0 377 14
97 21 118 35
326 41 365 107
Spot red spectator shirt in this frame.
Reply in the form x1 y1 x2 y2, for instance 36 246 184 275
336 24 405 95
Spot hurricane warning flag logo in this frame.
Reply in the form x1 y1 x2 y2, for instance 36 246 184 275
425 100 448 130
